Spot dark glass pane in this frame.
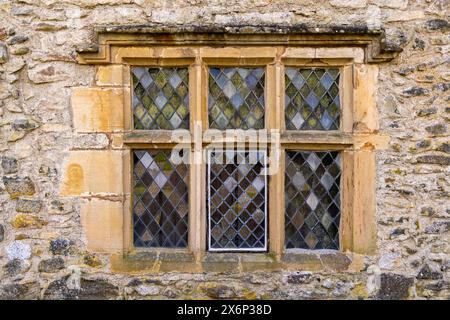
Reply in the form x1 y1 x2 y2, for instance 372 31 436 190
133 150 189 248
132 67 189 130
208 150 267 251
285 68 340 130
285 151 341 250
209 68 265 130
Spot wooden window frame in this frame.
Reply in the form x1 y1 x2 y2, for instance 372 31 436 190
76 30 398 272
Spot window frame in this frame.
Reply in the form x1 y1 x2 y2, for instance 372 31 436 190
121 48 361 259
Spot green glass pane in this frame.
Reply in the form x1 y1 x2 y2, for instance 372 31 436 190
285 151 341 250
208 67 265 130
132 67 189 130
285 68 340 130
133 150 189 248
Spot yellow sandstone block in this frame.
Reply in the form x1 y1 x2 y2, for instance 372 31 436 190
200 46 277 58
282 47 315 59
60 150 123 196
95 65 124 86
71 87 124 133
353 64 379 133
315 47 364 63
80 199 123 253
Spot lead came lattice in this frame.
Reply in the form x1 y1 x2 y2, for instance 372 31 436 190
285 151 341 250
208 150 268 251
132 67 189 130
285 68 340 130
133 150 189 248
209 67 265 130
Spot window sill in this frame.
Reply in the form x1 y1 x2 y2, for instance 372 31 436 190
110 250 353 273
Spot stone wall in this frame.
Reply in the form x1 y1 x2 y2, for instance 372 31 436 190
0 0 449 300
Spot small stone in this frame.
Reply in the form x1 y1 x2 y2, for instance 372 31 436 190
433 83 450 92
72 133 109 150
3 259 30 276
205 285 236 299
10 47 29 55
286 271 313 284
0 224 4 242
0 283 29 300
1 157 18 174
417 155 450 165
7 130 26 142
396 66 415 76
390 228 405 237
135 285 159 296
425 123 446 135
127 278 142 287
417 107 437 117
437 143 450 153
83 254 102 267
371 0 408 9
6 241 31 260
379 252 401 269
12 118 40 131
11 214 47 229
377 273 414 300
16 199 43 213
416 140 431 148
43 277 119 300
11 7 33 16
417 263 443 280
329 0 367 8
442 260 450 272
50 239 71 255
162 288 179 299
7 35 29 45
0 42 8 64
424 221 450 234
415 74 434 83
6 102 23 113
403 87 429 97
420 207 436 217
426 19 450 31
322 278 334 289
3 176 36 198
38 257 65 273
49 200 74 215
413 38 426 50
28 64 67 84
405 247 417 255
34 23 67 31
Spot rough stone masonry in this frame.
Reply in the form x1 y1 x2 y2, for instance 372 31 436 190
0 0 449 300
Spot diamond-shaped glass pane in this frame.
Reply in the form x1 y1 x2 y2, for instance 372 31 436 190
208 150 267 251
285 151 341 250
209 68 265 130
132 67 189 130
285 68 340 130
133 150 189 248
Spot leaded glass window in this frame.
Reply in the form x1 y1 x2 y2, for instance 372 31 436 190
133 150 189 248
132 67 189 130
285 151 341 250
285 68 340 130
125 44 368 258
208 67 265 130
208 150 268 251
